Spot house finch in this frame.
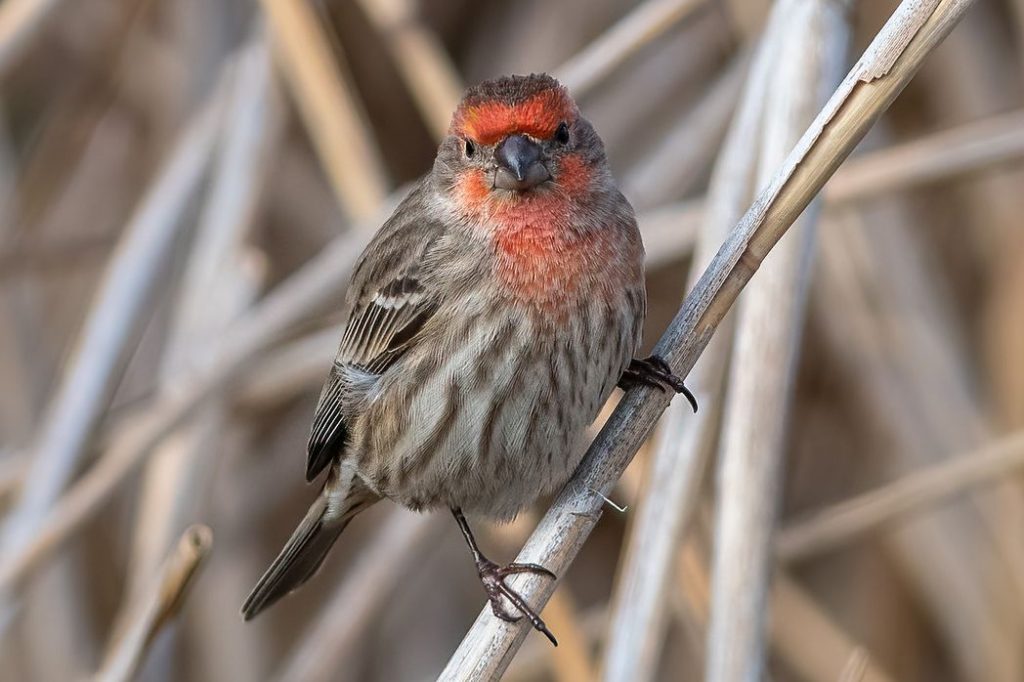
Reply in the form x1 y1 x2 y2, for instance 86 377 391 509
241 73 695 644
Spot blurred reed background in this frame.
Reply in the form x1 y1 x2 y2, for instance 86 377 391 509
0 0 1021 680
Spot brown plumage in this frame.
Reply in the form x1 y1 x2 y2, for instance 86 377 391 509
242 73 693 643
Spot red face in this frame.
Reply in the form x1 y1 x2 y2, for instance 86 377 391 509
446 86 612 314
448 87 593 217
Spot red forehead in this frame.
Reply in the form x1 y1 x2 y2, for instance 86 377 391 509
451 90 577 145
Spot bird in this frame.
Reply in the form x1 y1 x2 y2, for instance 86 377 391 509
241 73 695 645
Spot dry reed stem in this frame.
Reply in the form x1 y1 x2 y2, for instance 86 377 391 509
150 34 278 379
440 2 977 678
0 191 400 599
490 514 597 682
1014 0 1024 70
638 200 703 269
641 106 1024 258
276 511 444 682
705 1 846 679
128 273 258 591
818 212 1024 679
676 534 897 682
768 574 894 682
540 589 596 682
920 10 1024 434
828 107 1024 202
920 26 1024 667
622 54 747 208
984 235 1024 427
528 529 899 682
505 606 607 682
986 13 1024 428
601 2 781 675
0 112 29 465
0 0 66 78
555 0 711 96
93 525 213 682
0 233 117 279
356 0 463 140
0 111 12 213
128 34 277 594
260 0 388 220
573 2 734 166
6 11 195 674
838 650 870 682
0 67 231 565
507 522 899 682
0 455 24 502
778 429 1024 561
234 324 343 411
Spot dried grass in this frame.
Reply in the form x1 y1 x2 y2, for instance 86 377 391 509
0 0 1018 680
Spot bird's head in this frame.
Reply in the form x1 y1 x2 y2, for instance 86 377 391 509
434 74 608 212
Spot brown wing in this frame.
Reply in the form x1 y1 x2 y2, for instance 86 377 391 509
335 276 435 372
305 185 445 481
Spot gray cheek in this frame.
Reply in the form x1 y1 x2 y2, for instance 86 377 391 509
481 167 497 189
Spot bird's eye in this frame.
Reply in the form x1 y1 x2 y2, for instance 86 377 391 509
554 122 570 145
464 138 476 158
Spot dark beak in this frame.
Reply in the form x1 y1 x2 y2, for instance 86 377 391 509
494 134 550 191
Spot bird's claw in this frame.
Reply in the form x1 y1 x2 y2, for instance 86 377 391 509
477 559 559 646
619 354 698 413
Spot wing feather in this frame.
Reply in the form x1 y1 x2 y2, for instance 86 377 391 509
306 282 437 480
305 186 447 480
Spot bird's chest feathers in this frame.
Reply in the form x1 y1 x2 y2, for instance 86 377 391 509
490 207 614 312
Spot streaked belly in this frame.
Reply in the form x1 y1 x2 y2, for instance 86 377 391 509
354 294 637 520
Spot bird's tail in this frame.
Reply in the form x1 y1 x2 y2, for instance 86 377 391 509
241 467 376 620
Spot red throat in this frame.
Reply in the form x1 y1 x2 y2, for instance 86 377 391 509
451 161 618 316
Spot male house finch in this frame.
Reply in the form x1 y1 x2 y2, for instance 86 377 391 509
241 73 695 644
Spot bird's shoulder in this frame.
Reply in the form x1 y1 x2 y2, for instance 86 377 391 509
337 182 475 368
305 183 459 480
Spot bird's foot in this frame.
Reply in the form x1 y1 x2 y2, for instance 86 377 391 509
476 558 558 646
619 354 698 413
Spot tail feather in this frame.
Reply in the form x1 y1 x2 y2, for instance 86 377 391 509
241 471 375 620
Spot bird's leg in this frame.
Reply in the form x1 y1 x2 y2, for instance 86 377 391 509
450 508 559 646
618 354 698 413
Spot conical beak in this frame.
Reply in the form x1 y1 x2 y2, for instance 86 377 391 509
494 134 551 191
